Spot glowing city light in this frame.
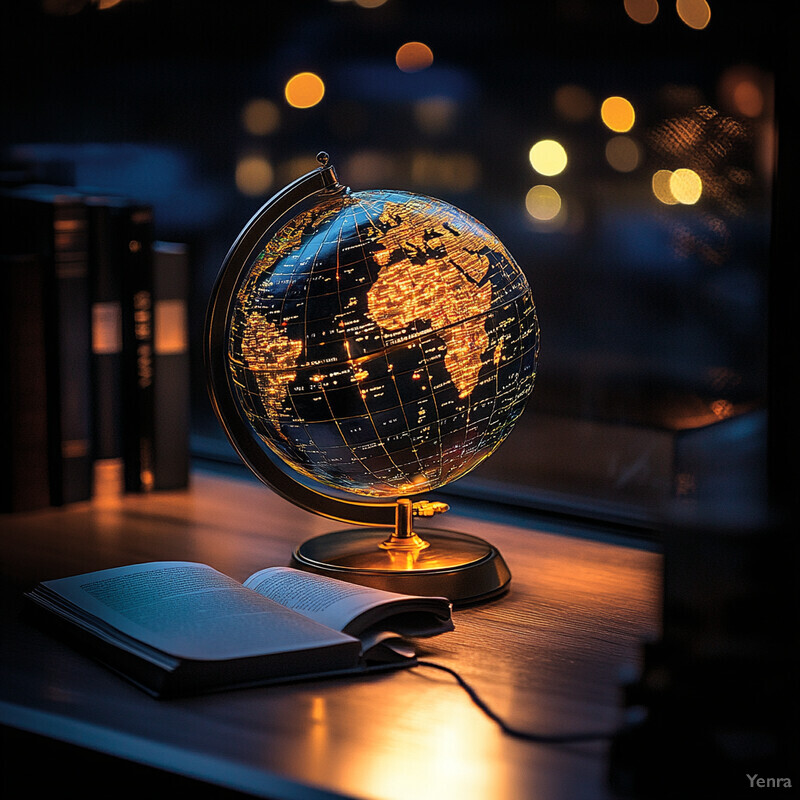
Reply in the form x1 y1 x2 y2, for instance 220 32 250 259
605 136 641 172
284 72 326 109
525 185 562 221
528 140 567 176
396 42 434 73
651 168 703 205
241 98 281 135
553 84 595 122
676 0 711 30
601 96 636 133
652 169 678 204
235 155 274 196
670 168 703 204
624 0 659 24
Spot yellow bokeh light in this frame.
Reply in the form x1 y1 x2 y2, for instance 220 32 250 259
624 0 659 24
652 170 678 204
396 42 434 73
525 185 562 221
241 98 281 135
676 0 711 30
670 168 703 204
235 155 274 196
605 136 641 172
528 139 567 176
284 72 325 109
601 96 636 133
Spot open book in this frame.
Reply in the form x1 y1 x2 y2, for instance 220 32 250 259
24 562 454 698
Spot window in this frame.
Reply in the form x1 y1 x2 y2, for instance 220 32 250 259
4 0 778 531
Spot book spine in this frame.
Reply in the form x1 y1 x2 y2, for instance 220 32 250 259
50 197 93 505
152 241 191 490
120 204 156 492
0 254 51 512
86 199 125 498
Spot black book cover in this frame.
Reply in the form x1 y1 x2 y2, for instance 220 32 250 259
85 196 125 497
118 202 156 492
0 186 93 506
1 254 50 512
152 241 191 490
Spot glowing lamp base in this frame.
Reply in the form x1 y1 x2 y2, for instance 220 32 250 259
290 527 511 606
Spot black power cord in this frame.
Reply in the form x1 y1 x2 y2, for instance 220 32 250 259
415 660 634 744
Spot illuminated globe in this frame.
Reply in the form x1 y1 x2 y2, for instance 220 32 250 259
207 155 539 603
228 188 538 499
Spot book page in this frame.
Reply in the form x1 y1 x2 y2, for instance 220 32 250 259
243 566 444 633
39 562 357 661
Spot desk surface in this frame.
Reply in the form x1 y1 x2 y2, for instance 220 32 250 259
1 469 661 800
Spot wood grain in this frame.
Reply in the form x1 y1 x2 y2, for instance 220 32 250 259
0 469 662 800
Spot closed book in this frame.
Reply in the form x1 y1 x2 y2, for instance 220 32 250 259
85 196 125 497
152 241 190 490
0 186 93 506
117 203 156 492
0 254 51 512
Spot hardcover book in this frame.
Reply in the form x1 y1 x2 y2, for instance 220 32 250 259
117 202 156 492
0 186 93 506
25 562 454 698
1 254 50 512
152 241 190 490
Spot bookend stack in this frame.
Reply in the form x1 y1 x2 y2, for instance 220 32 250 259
1 184 191 512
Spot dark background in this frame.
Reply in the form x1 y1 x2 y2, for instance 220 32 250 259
1 0 782 527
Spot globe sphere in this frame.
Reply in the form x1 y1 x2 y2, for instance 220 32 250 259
228 188 538 498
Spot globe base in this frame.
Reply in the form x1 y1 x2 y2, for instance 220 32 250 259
290 527 511 606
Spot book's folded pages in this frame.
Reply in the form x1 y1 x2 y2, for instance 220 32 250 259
24 561 454 697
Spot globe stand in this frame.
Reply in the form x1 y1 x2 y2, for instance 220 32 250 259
205 153 527 608
289 499 511 606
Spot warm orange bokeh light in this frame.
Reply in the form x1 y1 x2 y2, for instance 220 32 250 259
553 84 595 122
396 42 434 73
241 98 281 135
235 155 274 196
284 72 325 109
676 0 711 30
601 96 635 133
624 0 659 24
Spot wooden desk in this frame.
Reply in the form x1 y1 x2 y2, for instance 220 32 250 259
1 468 661 799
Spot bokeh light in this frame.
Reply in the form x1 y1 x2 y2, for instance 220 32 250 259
605 136 641 172
670 168 703 204
413 97 458 134
525 185 562 221
652 169 678 204
624 0 659 24
601 96 636 132
719 65 769 119
676 0 711 30
553 84 595 122
284 72 325 109
396 42 434 73
528 139 567 176
241 98 281 135
235 155 274 195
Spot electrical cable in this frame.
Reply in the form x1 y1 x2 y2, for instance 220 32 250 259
415 660 631 744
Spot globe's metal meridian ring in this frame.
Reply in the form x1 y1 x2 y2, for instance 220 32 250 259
205 159 403 529
205 155 521 603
